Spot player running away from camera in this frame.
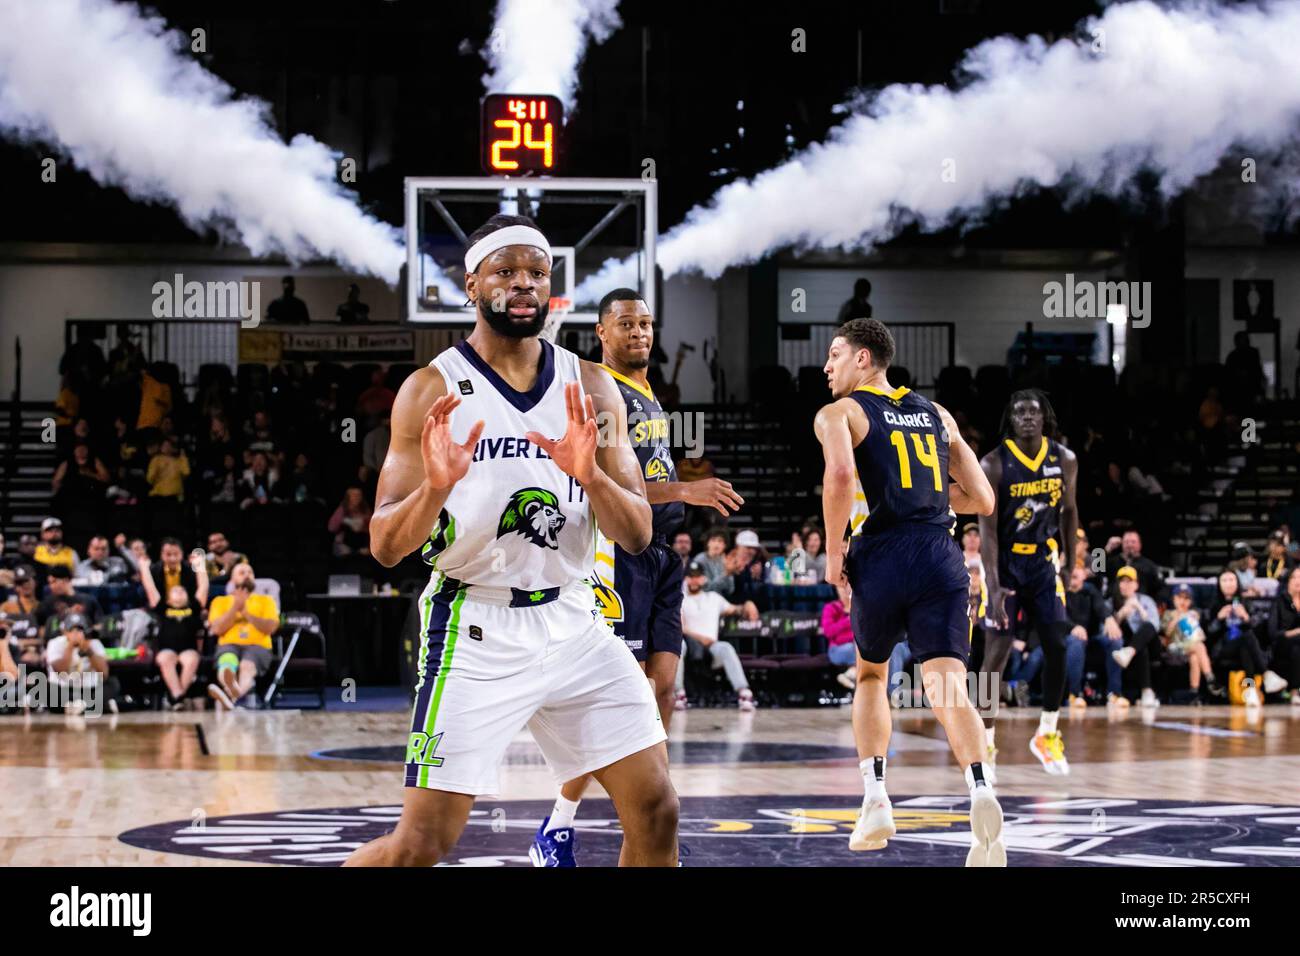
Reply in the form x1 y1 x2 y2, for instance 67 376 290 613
978 391 1078 778
816 318 1006 867
529 287 744 867
344 215 679 868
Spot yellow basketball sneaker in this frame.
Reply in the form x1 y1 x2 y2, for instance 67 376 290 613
1029 730 1071 775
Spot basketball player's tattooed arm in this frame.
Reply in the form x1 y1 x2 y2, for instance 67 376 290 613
369 366 483 568
528 364 653 554
813 399 858 586
1057 448 1079 587
934 403 994 516
977 450 1010 629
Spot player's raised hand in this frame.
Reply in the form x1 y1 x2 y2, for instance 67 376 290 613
422 394 483 491
682 477 745 515
526 382 598 485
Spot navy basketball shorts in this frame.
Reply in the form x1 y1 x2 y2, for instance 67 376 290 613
847 525 971 665
1000 551 1067 636
592 538 683 662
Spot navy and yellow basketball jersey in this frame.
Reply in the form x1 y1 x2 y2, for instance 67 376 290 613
997 436 1065 561
603 366 683 540
850 384 953 536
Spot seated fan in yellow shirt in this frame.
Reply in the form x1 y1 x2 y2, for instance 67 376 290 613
205 562 280 710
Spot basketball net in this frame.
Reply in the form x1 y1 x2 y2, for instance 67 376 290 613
539 296 572 344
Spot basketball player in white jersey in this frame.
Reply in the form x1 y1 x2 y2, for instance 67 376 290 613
344 215 678 867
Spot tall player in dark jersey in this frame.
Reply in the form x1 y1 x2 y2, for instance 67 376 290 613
816 319 1006 867
978 390 1078 778
528 287 744 867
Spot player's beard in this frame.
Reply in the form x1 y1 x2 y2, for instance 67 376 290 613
478 295 549 339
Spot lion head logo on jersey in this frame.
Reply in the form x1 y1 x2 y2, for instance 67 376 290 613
497 488 567 550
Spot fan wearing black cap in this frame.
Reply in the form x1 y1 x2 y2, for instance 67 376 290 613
0 566 39 617
677 561 759 710
46 612 118 715
35 565 103 641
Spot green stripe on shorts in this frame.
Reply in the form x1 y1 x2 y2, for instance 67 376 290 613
418 586 466 789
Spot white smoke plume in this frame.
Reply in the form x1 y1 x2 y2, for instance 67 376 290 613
483 0 622 109
578 0 1300 298
0 0 460 294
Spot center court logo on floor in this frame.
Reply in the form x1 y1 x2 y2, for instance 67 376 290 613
118 796 1300 868
497 487 566 549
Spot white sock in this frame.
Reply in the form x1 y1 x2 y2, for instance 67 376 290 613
546 795 580 832
860 757 888 804
1037 710 1059 736
965 764 991 791
985 725 997 750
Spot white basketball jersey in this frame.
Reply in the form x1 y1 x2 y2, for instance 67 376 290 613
423 339 596 590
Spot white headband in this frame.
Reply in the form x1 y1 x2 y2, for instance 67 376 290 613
464 225 552 274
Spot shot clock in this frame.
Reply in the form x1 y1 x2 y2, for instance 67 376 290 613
481 93 563 175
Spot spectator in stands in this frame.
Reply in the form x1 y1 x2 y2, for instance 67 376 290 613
1160 583 1222 701
1064 565 1127 709
34 518 79 573
1205 570 1275 696
1105 530 1164 601
51 443 111 503
74 536 130 585
692 529 734 596
329 486 373 561
146 437 191 501
204 532 247 584
266 275 311 324
361 411 391 491
677 562 759 711
243 410 278 456
0 618 18 682
280 451 325 506
136 364 173 431
46 612 118 715
1224 330 1266 408
671 531 694 568
727 529 769 602
140 540 209 609
147 582 206 710
205 562 279 710
356 368 397 423
113 534 148 581
1228 542 1264 596
822 581 857 688
1003 636 1042 706
207 452 241 506
36 565 104 641
1262 530 1296 585
1268 567 1300 705
54 373 81 427
199 414 237 476
800 527 827 582
336 283 371 324
835 278 874 323
0 567 39 617
960 522 981 565
17 534 38 564
1110 566 1161 708
238 452 279 510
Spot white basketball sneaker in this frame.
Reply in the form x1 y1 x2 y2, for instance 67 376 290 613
965 786 1007 867
850 796 895 851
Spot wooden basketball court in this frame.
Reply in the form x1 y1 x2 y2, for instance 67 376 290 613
3 703 1298 867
